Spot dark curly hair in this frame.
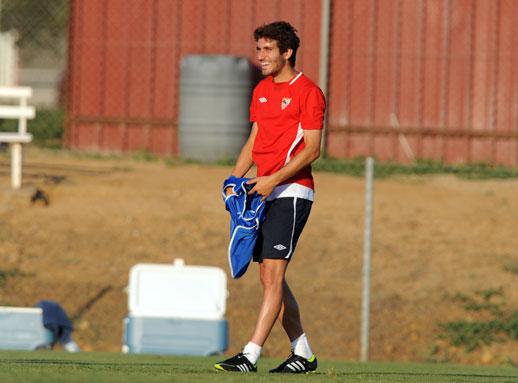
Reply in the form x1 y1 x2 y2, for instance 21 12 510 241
254 21 300 67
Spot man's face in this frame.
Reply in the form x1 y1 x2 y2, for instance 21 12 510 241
255 38 291 76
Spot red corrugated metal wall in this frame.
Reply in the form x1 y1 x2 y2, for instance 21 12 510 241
327 0 517 165
65 0 322 155
66 0 517 165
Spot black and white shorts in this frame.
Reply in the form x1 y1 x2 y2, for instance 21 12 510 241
253 197 312 263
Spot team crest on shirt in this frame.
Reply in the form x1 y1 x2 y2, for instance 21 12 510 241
281 98 291 110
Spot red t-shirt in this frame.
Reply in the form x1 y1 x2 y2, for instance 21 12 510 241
249 73 326 197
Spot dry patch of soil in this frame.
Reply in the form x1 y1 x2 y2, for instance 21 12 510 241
1 148 517 365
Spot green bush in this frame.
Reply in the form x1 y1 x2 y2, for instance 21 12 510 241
0 108 64 148
438 288 518 352
28 108 64 145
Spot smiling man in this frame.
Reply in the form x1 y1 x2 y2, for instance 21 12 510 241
214 21 326 374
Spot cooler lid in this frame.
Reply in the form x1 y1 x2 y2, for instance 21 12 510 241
127 259 227 319
0 307 42 314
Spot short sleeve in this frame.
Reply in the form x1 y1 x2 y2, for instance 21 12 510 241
249 87 258 122
300 86 326 130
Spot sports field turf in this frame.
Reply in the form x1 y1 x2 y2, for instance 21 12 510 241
0 351 516 383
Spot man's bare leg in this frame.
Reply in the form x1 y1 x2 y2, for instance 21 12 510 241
278 280 304 341
250 259 289 346
277 280 314 359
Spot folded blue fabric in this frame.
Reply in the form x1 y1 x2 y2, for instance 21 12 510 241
223 176 266 279
35 300 74 345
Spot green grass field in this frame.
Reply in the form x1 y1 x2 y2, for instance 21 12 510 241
0 351 516 383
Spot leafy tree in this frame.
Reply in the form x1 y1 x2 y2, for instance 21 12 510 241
0 0 68 55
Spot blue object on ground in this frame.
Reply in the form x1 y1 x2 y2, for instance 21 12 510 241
35 300 74 345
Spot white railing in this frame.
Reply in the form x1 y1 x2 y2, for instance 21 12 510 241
0 86 35 189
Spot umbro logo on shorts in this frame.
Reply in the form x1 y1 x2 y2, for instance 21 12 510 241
259 97 267 103
273 244 287 251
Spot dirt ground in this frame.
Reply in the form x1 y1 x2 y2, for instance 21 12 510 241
0 148 517 366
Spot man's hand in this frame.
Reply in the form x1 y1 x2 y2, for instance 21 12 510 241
247 175 279 200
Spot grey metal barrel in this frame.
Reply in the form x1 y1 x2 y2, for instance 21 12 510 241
179 55 253 162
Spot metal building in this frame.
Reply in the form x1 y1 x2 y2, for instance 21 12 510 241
66 0 517 165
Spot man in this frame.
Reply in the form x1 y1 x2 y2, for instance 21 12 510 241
215 21 325 374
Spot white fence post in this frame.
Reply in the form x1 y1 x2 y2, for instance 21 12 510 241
0 86 35 189
360 157 374 362
11 142 22 189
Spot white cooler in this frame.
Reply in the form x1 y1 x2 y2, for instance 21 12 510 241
122 259 228 356
0 307 53 350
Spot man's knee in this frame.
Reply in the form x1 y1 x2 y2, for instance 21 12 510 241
259 260 287 289
260 269 283 289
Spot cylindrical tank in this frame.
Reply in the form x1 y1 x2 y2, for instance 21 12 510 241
179 55 253 162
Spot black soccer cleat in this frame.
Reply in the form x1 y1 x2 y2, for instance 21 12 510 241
214 352 257 373
269 352 318 373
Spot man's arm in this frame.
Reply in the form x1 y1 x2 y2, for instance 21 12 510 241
247 129 322 198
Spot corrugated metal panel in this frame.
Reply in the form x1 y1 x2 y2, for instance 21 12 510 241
67 0 517 164
66 0 322 156
326 0 517 165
